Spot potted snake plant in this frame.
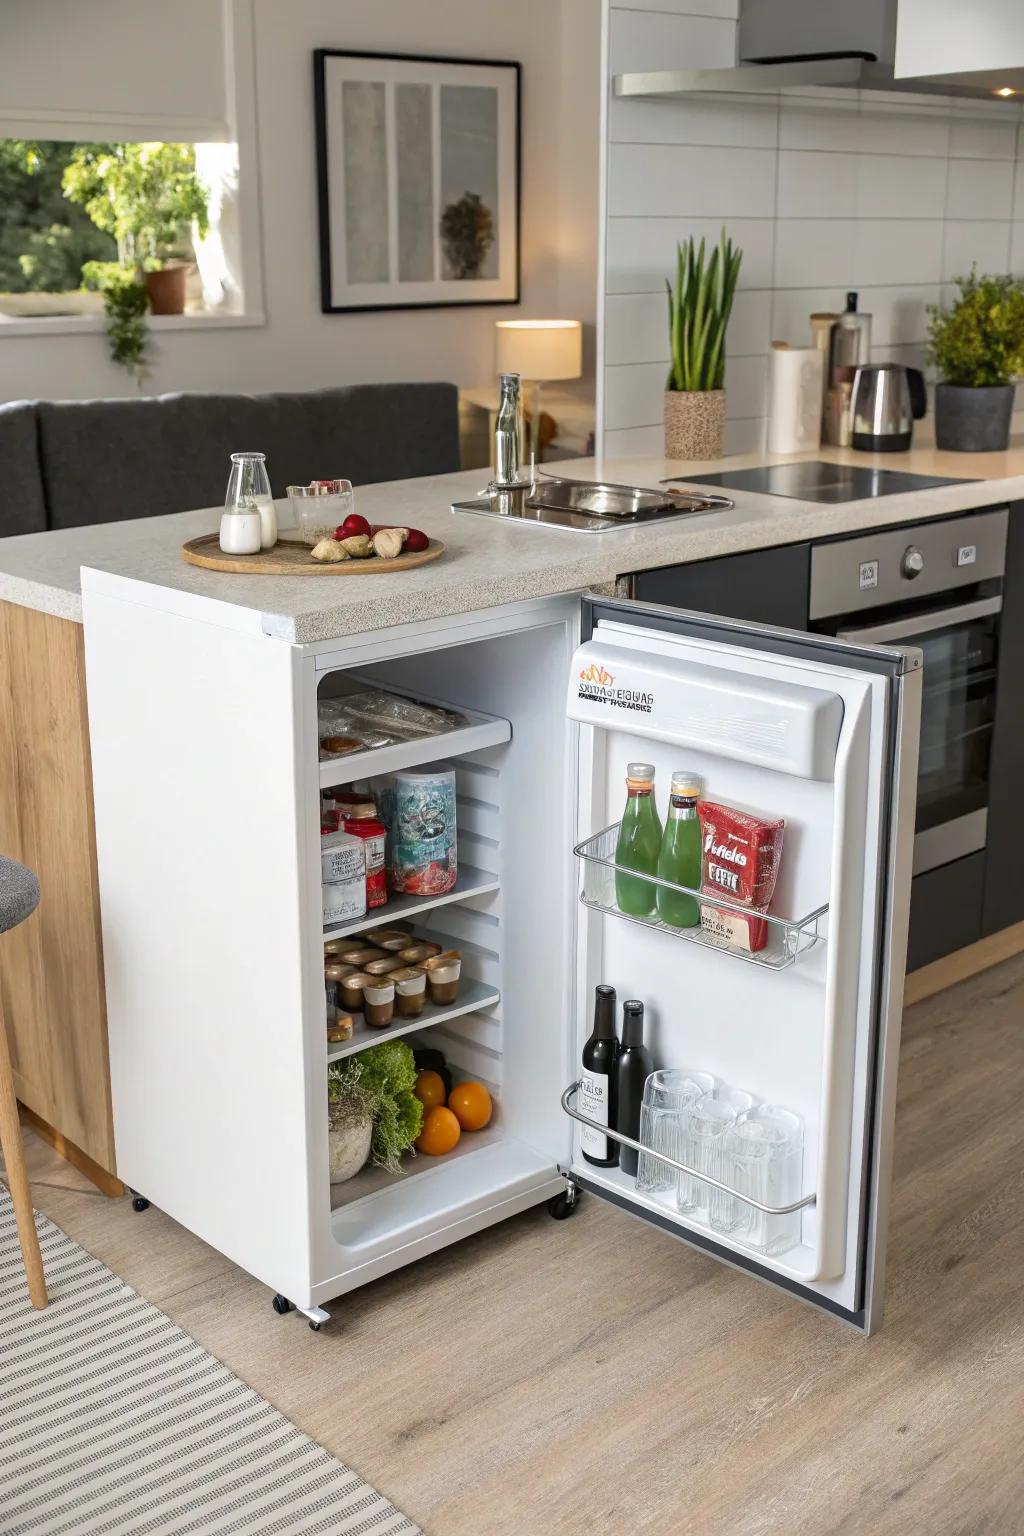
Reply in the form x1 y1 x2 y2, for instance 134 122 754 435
928 270 1024 452
664 230 743 461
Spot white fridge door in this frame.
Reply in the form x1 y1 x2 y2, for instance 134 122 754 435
565 595 921 1334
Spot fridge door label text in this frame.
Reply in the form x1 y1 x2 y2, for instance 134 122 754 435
579 1070 610 1159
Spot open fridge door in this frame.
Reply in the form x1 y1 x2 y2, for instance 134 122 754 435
564 595 921 1333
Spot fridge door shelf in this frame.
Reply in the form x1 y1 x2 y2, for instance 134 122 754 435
574 822 828 971
560 1082 816 1216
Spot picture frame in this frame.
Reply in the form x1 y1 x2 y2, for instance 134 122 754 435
314 49 521 314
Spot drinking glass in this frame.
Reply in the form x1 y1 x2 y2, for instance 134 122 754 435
225 451 276 550
707 1088 758 1233
636 1069 716 1197
287 480 355 546
721 1106 804 1257
677 1093 737 1217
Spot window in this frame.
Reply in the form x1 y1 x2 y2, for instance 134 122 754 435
0 139 240 320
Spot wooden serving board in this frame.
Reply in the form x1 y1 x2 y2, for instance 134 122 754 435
181 533 445 575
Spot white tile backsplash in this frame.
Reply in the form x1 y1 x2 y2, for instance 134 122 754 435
945 158 1015 220
942 221 1011 281
601 6 1024 446
608 143 777 218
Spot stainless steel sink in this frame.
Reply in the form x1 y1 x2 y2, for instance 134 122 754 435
451 475 734 533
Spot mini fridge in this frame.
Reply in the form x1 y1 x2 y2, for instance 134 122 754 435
86 584 921 1338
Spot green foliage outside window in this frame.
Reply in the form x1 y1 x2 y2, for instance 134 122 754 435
0 140 115 293
62 142 208 269
927 270 1024 388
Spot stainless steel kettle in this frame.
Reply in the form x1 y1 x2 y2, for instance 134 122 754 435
850 363 927 452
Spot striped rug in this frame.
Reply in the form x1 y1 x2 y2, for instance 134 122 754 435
0 1190 419 1534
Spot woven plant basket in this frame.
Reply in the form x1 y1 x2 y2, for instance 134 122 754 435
664 390 726 461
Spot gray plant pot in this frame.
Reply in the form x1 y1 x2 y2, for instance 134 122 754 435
934 383 1014 452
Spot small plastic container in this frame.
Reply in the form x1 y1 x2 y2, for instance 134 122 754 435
422 953 461 1005
363 980 395 1028
391 967 427 1017
324 962 357 985
363 955 404 977
286 480 355 546
339 972 373 1013
398 941 442 964
373 928 415 952
338 945 386 967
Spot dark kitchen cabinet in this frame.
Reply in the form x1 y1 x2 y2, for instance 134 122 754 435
631 543 811 631
982 501 1024 938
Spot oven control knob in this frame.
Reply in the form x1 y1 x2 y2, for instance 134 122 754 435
901 546 925 579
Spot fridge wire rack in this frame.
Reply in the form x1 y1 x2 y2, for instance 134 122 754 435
573 823 828 971
561 1082 817 1215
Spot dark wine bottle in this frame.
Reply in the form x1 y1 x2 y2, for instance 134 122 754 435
616 999 654 1178
580 984 618 1167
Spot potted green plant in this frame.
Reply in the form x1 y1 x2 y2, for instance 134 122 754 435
928 270 1024 452
327 1040 424 1182
665 230 742 461
63 143 208 317
81 260 149 380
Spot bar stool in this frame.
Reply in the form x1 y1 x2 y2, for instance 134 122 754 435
0 856 47 1309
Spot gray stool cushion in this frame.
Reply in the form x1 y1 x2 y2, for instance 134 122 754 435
0 857 40 932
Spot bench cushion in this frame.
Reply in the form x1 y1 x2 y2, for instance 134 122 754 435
37 383 460 530
0 402 46 538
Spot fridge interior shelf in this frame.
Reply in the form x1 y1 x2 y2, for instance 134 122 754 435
326 976 500 1062
319 703 512 789
561 1082 817 1216
574 823 828 971
323 864 500 940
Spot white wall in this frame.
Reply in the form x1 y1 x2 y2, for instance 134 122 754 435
601 0 1024 455
0 0 600 408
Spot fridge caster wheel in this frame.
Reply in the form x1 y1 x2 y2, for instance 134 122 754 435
547 1184 580 1221
271 1294 293 1316
130 1192 150 1213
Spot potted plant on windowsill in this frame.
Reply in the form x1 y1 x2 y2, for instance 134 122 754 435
63 143 209 334
664 230 742 461
928 270 1024 452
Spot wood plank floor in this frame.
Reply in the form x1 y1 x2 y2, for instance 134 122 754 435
14 956 1024 1536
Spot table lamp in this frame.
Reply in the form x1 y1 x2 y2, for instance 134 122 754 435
495 320 583 464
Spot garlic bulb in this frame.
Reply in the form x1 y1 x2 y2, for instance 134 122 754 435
311 538 350 563
340 534 373 558
372 527 407 560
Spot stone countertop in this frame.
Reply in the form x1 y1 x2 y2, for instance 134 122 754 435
2 441 1023 644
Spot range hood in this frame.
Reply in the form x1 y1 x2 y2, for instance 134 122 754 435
614 0 1024 103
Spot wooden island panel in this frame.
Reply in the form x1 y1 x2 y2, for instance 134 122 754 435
0 599 117 1181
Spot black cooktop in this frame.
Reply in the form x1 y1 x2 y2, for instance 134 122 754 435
677 461 970 504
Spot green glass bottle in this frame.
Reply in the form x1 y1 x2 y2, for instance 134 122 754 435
656 770 702 927
615 762 662 916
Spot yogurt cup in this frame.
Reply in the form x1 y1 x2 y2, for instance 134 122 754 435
363 955 404 976
339 945 386 967
339 972 373 1012
424 957 461 1006
391 967 427 1017
398 941 442 964
363 981 395 1028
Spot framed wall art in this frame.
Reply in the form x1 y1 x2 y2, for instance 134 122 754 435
314 49 521 314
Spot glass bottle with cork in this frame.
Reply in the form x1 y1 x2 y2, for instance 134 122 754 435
615 762 662 916
656 771 702 928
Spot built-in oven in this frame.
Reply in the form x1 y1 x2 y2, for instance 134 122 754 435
809 509 1008 955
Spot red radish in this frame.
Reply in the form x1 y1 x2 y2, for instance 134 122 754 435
404 527 429 552
336 513 370 540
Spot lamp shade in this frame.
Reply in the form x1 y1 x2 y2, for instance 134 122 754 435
495 319 582 381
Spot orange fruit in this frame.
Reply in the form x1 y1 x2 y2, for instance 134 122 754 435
413 1069 447 1111
416 1105 462 1156
448 1080 492 1132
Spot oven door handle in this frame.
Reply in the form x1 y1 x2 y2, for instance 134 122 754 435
838 595 1002 645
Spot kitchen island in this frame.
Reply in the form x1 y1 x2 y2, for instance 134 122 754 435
2 438 1021 1208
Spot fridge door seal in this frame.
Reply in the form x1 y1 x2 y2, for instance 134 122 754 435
567 594 921 1333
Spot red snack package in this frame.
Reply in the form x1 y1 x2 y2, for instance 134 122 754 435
697 800 785 953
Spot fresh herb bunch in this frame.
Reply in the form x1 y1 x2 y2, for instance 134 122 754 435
328 1041 423 1175
928 269 1024 388
666 230 742 393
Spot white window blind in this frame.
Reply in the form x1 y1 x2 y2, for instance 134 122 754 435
0 0 229 142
